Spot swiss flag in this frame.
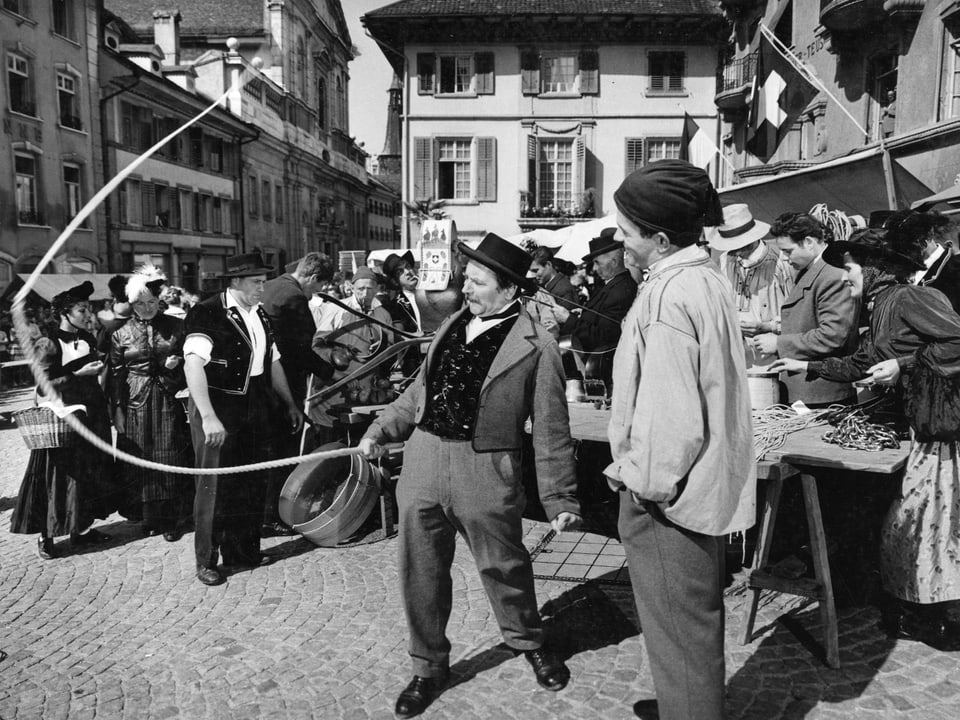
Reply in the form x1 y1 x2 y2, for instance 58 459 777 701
747 33 819 163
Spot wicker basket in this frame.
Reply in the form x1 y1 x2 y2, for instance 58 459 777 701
12 406 79 450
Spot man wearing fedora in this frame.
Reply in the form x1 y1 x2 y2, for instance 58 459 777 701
359 233 581 718
566 227 638 388
183 252 304 586
608 160 756 720
708 203 794 367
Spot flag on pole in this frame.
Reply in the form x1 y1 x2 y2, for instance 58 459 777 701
747 32 819 163
679 112 717 170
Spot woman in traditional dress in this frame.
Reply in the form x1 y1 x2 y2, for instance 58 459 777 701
772 229 960 649
10 281 117 559
107 267 193 541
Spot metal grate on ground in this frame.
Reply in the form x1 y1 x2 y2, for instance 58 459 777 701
529 530 631 586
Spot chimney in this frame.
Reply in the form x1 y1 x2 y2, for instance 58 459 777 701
152 9 181 66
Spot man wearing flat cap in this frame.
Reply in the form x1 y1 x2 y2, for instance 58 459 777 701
182 252 304 586
608 160 756 720
359 233 581 718
707 203 794 367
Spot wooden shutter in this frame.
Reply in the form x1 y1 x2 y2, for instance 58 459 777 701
141 182 156 226
527 135 537 202
580 49 599 95
625 138 644 175
575 137 586 200
181 190 193 231
475 52 495 94
476 137 496 201
521 49 540 96
417 53 435 95
168 186 181 228
413 137 434 201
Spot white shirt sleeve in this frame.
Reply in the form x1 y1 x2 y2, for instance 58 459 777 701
182 334 213 364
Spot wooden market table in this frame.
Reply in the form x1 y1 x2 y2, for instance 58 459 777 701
566 402 911 668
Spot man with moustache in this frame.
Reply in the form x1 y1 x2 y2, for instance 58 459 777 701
359 233 581 718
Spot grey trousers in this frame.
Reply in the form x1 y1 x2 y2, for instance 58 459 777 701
397 429 544 678
619 495 726 720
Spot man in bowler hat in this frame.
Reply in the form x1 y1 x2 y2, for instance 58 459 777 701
608 160 756 720
359 233 581 718
183 252 304 586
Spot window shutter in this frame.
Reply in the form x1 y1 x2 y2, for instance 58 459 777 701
181 190 193 231
625 138 644 175
521 49 540 95
168 187 181 228
575 137 586 199
475 52 495 95
580 49 599 95
413 137 434 201
141 182 156 226
476 137 496 201
527 135 537 202
417 53 435 95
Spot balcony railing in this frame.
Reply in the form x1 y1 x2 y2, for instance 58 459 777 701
59 113 82 130
716 52 757 110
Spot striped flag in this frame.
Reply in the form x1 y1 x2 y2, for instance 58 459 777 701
747 33 819 163
679 113 717 170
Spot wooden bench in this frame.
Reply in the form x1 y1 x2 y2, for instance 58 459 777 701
0 359 31 393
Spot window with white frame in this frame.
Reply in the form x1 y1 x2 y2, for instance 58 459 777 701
7 53 35 116
537 140 574 209
413 137 497 202
437 140 472 200
53 0 75 39
15 152 40 224
646 138 682 162
942 36 960 120
648 51 686 93
57 72 82 130
541 54 577 94
417 52 494 96
63 163 83 223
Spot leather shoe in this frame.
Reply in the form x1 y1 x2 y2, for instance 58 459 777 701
162 529 182 542
524 649 569 691
260 522 295 538
196 567 225 586
633 699 660 719
395 675 446 718
37 537 56 560
71 529 111 545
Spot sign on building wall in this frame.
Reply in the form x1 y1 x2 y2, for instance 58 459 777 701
417 219 456 291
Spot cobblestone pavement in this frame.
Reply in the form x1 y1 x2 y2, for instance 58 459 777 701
1 386 959 720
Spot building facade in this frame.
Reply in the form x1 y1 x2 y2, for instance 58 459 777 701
716 0 960 218
106 0 371 268
363 0 727 243
1 0 104 295
100 11 255 293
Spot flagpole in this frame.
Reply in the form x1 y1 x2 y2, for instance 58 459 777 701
759 24 868 139
677 103 737 174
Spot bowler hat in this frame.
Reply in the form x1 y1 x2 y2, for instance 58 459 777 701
582 227 621 263
382 250 415 279
707 204 771 252
223 252 274 278
458 233 537 294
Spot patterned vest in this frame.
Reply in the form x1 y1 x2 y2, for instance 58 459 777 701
419 312 518 440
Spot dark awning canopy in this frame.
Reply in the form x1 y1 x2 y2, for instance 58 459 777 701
718 149 932 224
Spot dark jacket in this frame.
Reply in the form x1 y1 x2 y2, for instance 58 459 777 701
571 270 638 351
777 258 860 404
183 292 276 395
260 273 334 402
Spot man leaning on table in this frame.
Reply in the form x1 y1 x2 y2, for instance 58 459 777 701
607 160 756 720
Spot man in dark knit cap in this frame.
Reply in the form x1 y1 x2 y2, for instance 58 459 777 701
606 160 756 720
359 233 581 718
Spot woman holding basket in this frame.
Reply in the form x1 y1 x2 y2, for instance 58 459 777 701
10 281 118 559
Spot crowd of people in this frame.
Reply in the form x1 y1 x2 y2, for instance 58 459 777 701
5 156 960 719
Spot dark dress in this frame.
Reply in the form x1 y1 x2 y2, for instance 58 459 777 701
108 314 193 532
10 331 118 537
